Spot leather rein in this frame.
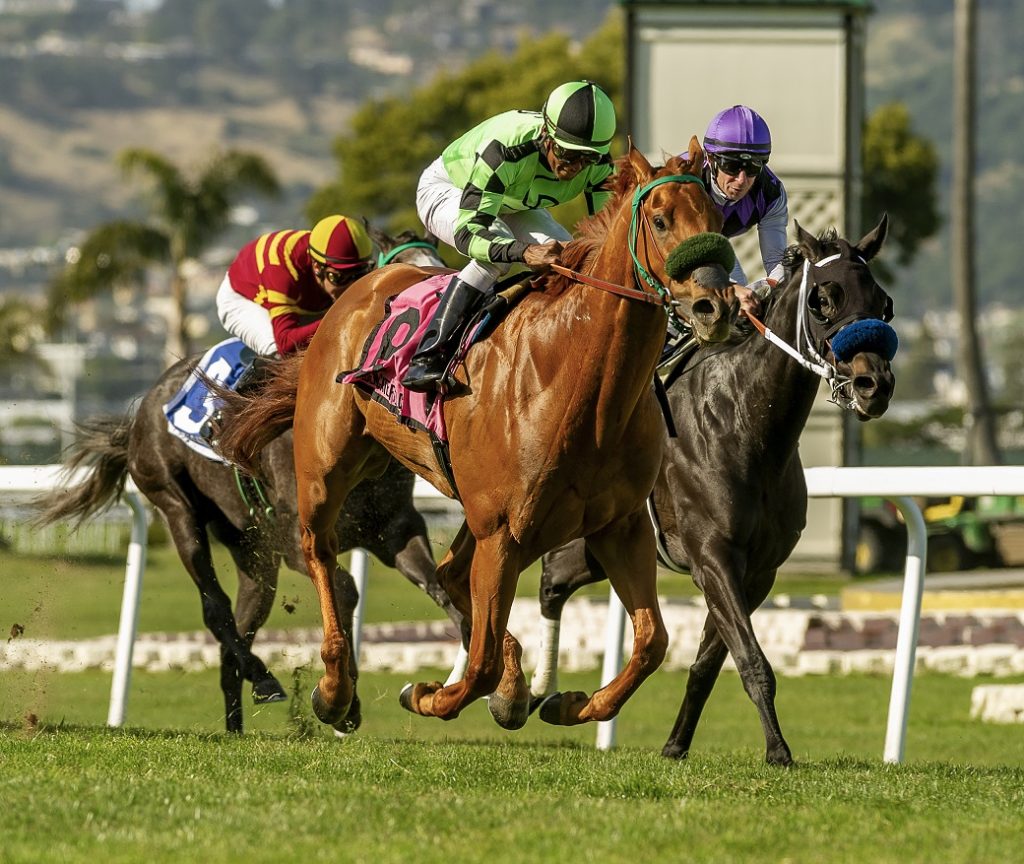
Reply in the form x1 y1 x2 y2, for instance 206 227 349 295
548 173 706 327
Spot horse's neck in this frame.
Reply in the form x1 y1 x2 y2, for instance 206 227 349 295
744 276 824 451
583 223 666 374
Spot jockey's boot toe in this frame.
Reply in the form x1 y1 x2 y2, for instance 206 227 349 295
402 356 445 393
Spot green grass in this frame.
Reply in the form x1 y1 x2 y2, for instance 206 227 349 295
1 669 1022 864
1 546 863 641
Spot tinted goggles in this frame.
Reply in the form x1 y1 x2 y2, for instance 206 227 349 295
714 154 766 177
314 261 370 287
551 141 603 166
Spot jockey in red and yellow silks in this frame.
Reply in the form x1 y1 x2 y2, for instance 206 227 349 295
216 215 373 356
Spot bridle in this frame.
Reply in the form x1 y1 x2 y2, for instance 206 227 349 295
746 252 892 410
377 240 441 267
551 172 710 334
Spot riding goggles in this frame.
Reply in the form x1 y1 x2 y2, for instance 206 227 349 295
314 261 371 287
714 154 766 177
551 141 603 167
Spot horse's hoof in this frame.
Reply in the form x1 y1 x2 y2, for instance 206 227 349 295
336 693 362 734
310 685 349 726
537 692 563 725
766 745 795 768
528 693 549 715
487 691 529 730
398 682 415 714
661 743 689 761
252 676 287 704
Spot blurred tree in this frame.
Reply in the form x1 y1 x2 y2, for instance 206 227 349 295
306 13 624 232
861 102 941 278
50 148 280 364
309 10 938 282
0 297 50 377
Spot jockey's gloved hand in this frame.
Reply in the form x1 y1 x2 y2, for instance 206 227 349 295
523 240 563 271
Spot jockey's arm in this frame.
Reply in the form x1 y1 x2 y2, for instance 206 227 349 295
260 266 327 355
584 161 615 216
757 186 789 283
453 145 531 265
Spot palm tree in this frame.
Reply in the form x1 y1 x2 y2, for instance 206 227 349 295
51 148 280 363
0 297 50 376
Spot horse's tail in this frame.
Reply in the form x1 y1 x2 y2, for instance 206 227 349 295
32 414 133 528
214 351 304 475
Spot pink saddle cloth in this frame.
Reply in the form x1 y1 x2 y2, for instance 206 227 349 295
341 272 455 442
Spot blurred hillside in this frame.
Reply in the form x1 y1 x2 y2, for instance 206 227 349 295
0 0 1021 308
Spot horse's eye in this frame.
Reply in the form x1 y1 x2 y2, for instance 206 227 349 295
653 215 667 231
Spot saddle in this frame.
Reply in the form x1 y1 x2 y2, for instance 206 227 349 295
340 271 534 496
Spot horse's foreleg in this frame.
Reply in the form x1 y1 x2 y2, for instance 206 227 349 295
661 613 727 760
154 497 276 733
401 529 523 723
539 513 668 727
697 561 792 766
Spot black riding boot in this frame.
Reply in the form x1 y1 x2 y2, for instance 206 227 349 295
402 276 485 392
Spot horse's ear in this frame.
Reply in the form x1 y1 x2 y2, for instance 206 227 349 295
363 219 388 249
794 219 822 262
424 229 440 248
627 138 654 185
686 135 704 170
855 213 889 262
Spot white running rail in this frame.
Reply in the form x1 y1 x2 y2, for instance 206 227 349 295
0 465 148 728
598 465 1024 763
7 465 1024 761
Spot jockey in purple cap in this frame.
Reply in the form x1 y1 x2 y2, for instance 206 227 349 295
694 105 789 319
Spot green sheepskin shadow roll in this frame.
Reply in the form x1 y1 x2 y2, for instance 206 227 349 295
665 233 736 280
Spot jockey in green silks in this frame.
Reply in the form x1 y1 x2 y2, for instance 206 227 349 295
403 80 617 392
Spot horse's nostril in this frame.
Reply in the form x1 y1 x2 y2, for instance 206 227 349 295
691 297 719 319
854 374 885 397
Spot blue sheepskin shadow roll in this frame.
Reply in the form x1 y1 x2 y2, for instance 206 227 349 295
830 318 899 362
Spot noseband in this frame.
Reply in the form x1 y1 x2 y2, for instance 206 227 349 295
748 253 897 411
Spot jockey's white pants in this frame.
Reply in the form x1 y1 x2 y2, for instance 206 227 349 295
416 156 571 293
215 274 279 357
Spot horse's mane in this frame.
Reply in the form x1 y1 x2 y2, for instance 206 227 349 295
547 152 703 294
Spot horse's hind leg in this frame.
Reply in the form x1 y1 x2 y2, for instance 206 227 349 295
539 512 668 726
434 523 527 729
401 528 525 723
296 430 384 730
695 562 792 766
228 537 287 706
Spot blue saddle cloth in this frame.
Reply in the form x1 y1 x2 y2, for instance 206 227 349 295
163 338 256 463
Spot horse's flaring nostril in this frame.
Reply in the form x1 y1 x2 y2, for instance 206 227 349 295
691 297 722 321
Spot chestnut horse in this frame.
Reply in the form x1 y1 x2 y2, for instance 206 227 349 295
217 141 737 733
34 229 462 733
535 217 897 764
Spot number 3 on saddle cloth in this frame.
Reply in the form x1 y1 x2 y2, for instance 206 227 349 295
163 337 257 464
339 272 497 489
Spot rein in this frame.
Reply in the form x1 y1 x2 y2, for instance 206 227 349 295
549 264 665 305
550 173 706 327
377 240 439 267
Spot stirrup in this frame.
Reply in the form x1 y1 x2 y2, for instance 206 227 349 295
402 354 448 393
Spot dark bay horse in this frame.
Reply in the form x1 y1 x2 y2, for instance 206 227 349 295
34 231 462 733
216 141 739 734
535 217 897 765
